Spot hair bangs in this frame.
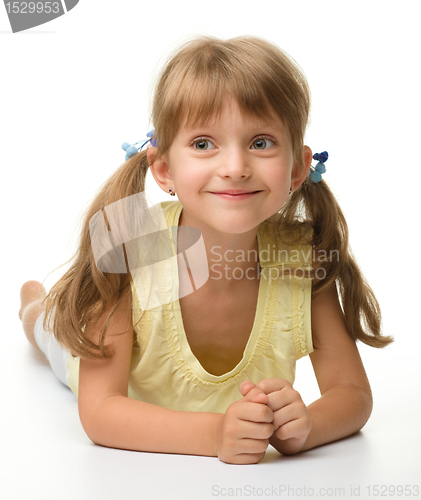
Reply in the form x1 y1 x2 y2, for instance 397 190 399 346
180 75 274 132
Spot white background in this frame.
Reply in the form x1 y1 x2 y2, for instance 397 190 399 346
1 1 420 499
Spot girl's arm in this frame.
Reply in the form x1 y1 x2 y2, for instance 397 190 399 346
77 292 222 456
303 283 373 450
266 283 373 455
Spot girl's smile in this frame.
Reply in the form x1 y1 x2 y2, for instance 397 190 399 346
209 191 261 201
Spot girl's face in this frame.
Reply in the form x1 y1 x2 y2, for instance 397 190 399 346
154 97 307 235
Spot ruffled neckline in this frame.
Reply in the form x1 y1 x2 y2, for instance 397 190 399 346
163 200 274 384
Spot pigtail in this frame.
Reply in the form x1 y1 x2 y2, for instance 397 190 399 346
278 177 394 348
43 151 150 359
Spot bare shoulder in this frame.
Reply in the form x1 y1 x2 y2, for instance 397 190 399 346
309 282 372 397
84 289 133 352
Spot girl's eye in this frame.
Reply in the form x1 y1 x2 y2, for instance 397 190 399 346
192 138 216 151
251 137 275 150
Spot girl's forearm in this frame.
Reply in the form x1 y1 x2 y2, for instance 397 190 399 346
83 395 223 457
270 383 373 455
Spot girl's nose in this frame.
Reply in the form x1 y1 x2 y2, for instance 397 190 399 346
219 146 250 179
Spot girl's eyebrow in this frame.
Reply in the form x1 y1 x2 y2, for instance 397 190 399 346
181 121 286 136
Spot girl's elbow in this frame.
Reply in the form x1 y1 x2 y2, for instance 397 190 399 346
78 400 107 445
79 410 101 445
78 394 131 449
79 413 113 448
357 385 373 428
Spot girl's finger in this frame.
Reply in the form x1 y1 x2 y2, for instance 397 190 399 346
239 380 256 397
236 420 274 440
272 402 309 432
244 387 269 405
266 389 297 412
237 401 274 424
256 378 291 395
275 418 309 442
236 438 270 455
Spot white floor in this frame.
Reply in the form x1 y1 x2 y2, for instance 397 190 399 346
2 310 420 500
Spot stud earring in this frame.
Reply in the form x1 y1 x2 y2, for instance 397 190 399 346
289 187 292 195
169 187 176 196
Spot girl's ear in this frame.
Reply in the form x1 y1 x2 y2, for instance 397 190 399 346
291 145 312 191
147 147 174 194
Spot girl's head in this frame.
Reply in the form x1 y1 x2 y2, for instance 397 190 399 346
150 35 311 172
147 36 313 233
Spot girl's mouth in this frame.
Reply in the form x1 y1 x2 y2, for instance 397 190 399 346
210 191 261 200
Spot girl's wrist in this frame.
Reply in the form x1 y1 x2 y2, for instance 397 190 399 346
212 412 225 457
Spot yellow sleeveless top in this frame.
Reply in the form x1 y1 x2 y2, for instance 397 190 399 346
66 200 313 413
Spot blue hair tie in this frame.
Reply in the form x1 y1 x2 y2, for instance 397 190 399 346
146 130 158 147
121 130 158 161
308 151 328 183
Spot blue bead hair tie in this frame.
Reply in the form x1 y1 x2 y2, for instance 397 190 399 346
121 130 158 161
308 151 328 183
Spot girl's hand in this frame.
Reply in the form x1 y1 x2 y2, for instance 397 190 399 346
255 378 312 455
215 381 274 465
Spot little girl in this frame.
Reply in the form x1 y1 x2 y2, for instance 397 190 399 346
19 35 393 465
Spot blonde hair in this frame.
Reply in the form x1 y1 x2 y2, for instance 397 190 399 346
43 35 393 359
